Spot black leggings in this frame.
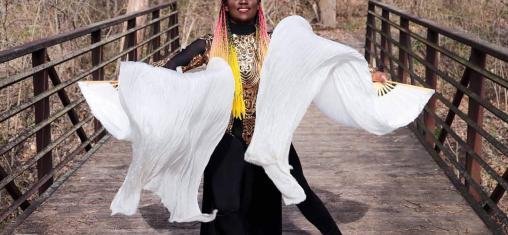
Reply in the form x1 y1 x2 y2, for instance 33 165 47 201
200 132 341 235
289 144 342 235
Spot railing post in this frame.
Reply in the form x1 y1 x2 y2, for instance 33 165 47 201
91 30 103 81
465 48 486 202
126 18 137 61
168 2 180 54
32 48 53 194
151 9 161 62
424 29 439 145
380 9 394 77
364 1 375 64
91 29 104 136
398 17 410 83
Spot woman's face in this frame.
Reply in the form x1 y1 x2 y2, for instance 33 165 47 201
225 0 259 24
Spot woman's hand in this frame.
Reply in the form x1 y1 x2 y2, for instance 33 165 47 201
372 71 389 83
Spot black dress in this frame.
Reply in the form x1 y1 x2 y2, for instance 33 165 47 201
200 118 282 235
164 20 341 235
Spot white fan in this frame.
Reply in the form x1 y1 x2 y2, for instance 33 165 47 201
373 80 434 96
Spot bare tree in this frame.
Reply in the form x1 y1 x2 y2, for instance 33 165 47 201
120 0 149 58
319 0 336 28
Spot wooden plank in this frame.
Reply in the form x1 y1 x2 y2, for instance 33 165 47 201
14 105 490 234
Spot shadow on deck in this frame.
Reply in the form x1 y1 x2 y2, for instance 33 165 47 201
14 105 490 234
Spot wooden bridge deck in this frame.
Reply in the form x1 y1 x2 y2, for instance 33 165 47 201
13 105 490 234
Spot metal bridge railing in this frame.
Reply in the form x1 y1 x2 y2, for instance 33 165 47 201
0 2 179 232
365 0 508 233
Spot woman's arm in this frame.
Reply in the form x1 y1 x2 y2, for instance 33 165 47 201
163 38 207 71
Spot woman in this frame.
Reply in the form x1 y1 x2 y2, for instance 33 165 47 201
162 1 387 234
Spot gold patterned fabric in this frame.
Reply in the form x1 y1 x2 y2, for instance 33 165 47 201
194 32 262 144
228 33 261 144
149 56 170 67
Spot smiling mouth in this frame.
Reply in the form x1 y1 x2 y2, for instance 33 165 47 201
238 8 250 13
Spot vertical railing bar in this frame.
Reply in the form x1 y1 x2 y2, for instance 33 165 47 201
365 2 375 64
398 16 410 83
165 4 174 55
380 9 392 75
32 48 53 195
465 48 487 203
407 21 416 86
372 11 380 67
90 29 105 139
127 18 137 61
424 29 439 145
169 2 180 55
151 9 161 62
91 30 103 81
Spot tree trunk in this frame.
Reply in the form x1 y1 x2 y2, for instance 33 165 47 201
120 0 149 59
319 0 336 28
